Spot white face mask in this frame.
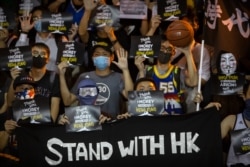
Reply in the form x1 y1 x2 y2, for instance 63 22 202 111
220 53 237 75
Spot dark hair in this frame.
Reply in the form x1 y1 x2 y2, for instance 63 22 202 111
134 77 157 90
31 42 50 57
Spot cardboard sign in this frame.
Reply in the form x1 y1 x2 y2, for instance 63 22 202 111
0 46 32 71
56 41 85 66
42 11 73 34
128 90 165 116
0 8 9 28
129 35 161 58
210 73 245 95
119 0 147 19
231 128 250 155
89 5 121 30
157 0 186 21
65 105 101 132
13 97 51 124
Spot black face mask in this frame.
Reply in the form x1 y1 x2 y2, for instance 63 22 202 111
158 51 172 64
32 56 47 68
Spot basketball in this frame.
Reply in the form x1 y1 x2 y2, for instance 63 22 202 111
166 20 194 47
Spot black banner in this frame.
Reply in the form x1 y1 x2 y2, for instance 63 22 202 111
16 108 223 167
203 0 250 57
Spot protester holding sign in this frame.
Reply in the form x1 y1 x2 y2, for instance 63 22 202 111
78 0 124 71
14 5 77 73
55 69 110 125
7 43 62 123
135 15 198 115
63 45 133 120
220 80 250 167
3 74 36 165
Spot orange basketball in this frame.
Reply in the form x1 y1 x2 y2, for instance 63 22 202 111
166 20 194 47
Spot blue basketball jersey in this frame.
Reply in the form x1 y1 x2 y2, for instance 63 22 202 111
146 65 184 114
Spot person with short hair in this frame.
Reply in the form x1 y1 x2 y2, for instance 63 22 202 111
134 77 157 91
58 44 133 120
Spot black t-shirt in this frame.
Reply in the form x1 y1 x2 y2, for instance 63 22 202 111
33 70 61 98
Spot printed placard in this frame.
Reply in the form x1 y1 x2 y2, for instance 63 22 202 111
65 105 101 132
128 90 165 116
157 0 186 21
13 97 51 124
18 0 35 16
89 5 121 30
0 46 32 71
0 8 9 28
129 35 161 58
119 0 147 19
56 41 85 66
210 73 245 95
231 128 250 155
42 11 73 34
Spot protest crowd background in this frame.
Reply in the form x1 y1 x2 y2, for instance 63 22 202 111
0 0 250 166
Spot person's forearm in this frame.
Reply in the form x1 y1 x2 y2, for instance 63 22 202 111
78 10 92 43
122 69 134 98
185 51 198 87
50 97 60 123
59 73 76 106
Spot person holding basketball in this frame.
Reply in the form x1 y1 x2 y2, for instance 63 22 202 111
134 15 198 115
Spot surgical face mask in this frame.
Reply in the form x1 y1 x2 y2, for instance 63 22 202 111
78 87 98 105
32 56 47 68
158 51 172 64
34 19 42 32
93 56 110 70
15 89 35 100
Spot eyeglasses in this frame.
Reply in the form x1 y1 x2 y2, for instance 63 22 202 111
79 87 98 97
32 16 41 22
32 50 48 58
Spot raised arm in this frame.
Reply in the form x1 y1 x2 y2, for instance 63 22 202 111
112 48 134 98
57 61 78 106
176 41 198 87
78 0 98 43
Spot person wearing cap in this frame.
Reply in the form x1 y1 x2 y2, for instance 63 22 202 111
78 0 124 71
2 74 36 163
7 42 62 123
58 45 133 120
57 76 111 125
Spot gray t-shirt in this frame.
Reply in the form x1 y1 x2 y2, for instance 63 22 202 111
71 71 124 118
